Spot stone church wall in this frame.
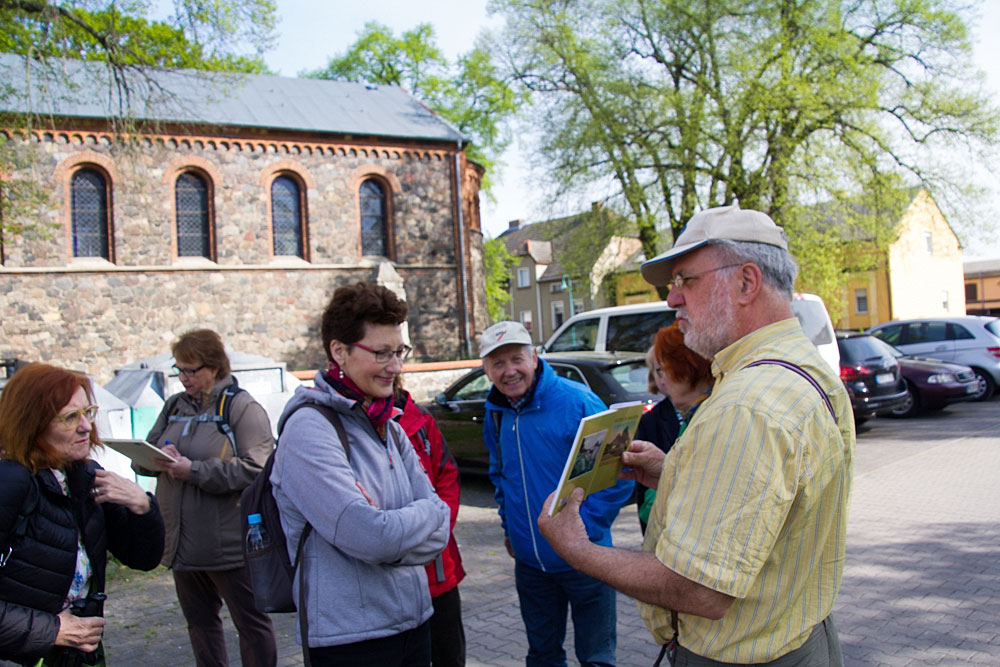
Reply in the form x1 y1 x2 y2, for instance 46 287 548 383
1 128 485 381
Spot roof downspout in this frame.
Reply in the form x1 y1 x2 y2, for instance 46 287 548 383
454 143 472 357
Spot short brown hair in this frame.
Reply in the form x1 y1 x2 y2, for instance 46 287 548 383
654 323 713 388
172 329 230 378
0 362 99 472
321 282 408 361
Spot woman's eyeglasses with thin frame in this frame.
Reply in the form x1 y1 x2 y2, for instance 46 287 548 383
52 405 99 430
351 342 413 364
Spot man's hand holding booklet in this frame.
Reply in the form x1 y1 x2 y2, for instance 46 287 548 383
547 401 646 516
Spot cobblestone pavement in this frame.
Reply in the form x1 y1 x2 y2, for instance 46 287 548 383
95 399 999 666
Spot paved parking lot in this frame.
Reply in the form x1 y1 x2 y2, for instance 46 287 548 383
89 398 1000 666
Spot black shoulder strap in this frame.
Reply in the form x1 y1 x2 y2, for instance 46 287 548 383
743 359 837 422
216 377 246 458
164 392 183 418
274 402 347 667
278 402 350 463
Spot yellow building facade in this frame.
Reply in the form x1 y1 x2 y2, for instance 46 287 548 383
836 190 965 330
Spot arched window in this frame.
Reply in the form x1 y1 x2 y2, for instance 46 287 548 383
71 168 111 259
359 179 388 256
271 175 305 258
175 171 212 258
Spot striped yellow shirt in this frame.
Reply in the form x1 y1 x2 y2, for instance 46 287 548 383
639 318 855 662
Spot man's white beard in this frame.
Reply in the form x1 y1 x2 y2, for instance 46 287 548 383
680 279 737 359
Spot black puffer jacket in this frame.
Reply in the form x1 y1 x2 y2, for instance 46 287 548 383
0 459 165 663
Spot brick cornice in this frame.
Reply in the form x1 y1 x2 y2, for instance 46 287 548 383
6 127 457 163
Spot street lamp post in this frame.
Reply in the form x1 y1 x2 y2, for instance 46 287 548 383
560 274 575 318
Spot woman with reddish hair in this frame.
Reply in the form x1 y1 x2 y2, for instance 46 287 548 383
634 323 714 532
0 362 164 666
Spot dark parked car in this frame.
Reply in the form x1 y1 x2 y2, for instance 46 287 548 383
835 331 908 423
885 344 979 418
424 352 657 474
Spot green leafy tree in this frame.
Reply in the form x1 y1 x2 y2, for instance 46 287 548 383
0 1 274 71
483 236 517 322
307 22 522 193
489 0 999 302
0 0 277 240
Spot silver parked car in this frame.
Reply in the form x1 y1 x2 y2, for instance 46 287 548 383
866 316 1000 400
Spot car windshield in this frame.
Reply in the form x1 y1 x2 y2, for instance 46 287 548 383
984 319 1000 337
838 335 892 363
547 319 599 352
449 371 493 401
606 311 675 352
606 360 650 396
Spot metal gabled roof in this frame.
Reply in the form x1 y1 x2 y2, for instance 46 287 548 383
0 53 466 144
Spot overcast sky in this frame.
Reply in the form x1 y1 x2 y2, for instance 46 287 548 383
261 0 1000 258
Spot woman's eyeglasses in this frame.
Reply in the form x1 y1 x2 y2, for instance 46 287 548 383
351 342 413 364
172 364 207 377
52 405 99 430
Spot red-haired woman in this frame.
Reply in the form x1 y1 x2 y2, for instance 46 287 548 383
0 362 164 666
635 323 714 532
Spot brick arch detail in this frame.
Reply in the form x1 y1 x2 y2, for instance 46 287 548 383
258 160 316 190
53 151 121 183
161 155 223 186
348 165 401 194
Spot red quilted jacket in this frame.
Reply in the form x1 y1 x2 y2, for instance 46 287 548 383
395 391 466 596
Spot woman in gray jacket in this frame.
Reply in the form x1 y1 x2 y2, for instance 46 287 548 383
272 282 450 666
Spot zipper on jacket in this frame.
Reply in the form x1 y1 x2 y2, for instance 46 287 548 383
514 413 546 571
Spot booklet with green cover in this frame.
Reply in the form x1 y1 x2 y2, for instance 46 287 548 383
547 401 646 516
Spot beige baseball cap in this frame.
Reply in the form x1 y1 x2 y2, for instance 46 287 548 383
640 203 788 285
479 321 533 358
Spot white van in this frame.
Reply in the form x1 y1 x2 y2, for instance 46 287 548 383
791 293 840 373
543 302 676 353
542 293 840 372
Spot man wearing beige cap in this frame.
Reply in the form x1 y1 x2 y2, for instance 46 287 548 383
479 321 634 666
539 204 855 666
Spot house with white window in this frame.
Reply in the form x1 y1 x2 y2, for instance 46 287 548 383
0 54 486 377
499 204 643 345
822 189 965 329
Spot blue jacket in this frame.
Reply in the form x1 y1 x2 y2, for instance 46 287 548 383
484 358 635 573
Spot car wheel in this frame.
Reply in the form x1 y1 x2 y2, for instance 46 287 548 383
971 368 995 401
888 381 920 418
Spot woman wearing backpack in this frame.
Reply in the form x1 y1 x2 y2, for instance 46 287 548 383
139 329 277 667
0 362 164 666
271 282 450 667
